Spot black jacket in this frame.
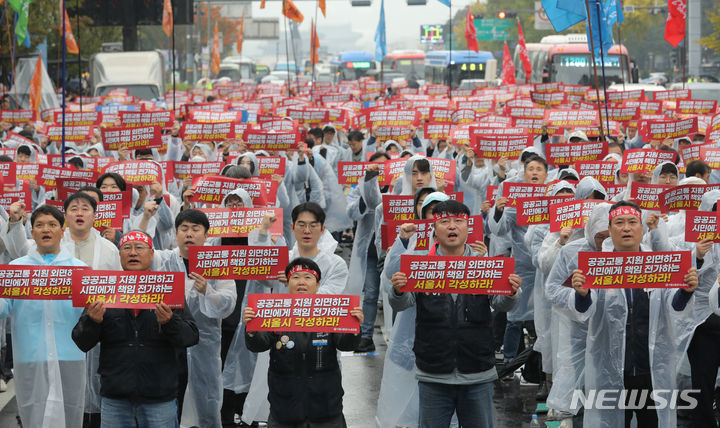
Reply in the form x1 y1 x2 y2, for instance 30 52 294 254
72 305 199 403
245 329 360 424
624 288 651 377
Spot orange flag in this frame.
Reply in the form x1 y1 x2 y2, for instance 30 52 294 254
282 0 304 24
310 19 320 65
260 0 266 8
236 11 245 54
62 7 79 54
319 0 326 17
162 0 173 38
29 54 43 117
211 22 221 75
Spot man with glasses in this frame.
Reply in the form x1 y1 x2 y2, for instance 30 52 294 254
72 231 199 428
0 205 89 428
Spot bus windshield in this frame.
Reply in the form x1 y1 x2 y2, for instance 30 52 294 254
395 59 424 79
449 62 486 88
550 54 629 86
340 61 373 80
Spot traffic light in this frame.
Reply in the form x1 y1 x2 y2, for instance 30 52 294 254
498 11 506 19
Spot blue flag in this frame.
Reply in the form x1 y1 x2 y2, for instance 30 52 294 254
540 0 584 33
436 0 451 6
374 0 386 63
586 0 615 57
556 0 586 17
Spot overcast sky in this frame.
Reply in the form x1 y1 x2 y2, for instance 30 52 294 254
238 0 478 64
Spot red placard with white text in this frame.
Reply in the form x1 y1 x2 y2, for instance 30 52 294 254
200 207 283 238
549 199 607 232
181 121 235 141
0 265 88 300
400 255 516 295
423 122 453 139
676 100 717 115
516 195 575 226
0 110 35 124
544 109 600 127
366 109 420 127
47 125 93 142
503 182 548 206
71 270 185 308
575 161 617 186
189 110 242 123
658 184 720 212
191 176 274 206
168 161 224 180
93 200 127 231
382 194 414 222
578 251 691 289
472 134 533 160
546 141 607 165
629 182 673 210
53 111 102 126
338 162 374 185
243 130 299 151
246 294 361 333
620 149 676 174
685 211 720 242
640 118 697 140
188 245 289 280
119 111 174 128
700 147 720 169
256 157 287 178
103 161 162 186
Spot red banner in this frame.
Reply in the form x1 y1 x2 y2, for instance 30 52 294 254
189 110 242 123
0 265 88 300
620 149 676 174
243 130 299 151
629 182 674 210
0 162 17 181
429 158 456 185
374 126 413 143
575 161 617 186
578 251 692 289
37 166 97 189
0 110 35 124
103 161 163 186
101 126 162 151
0 183 31 212
72 270 185 308
181 121 235 141
472 134 533 160
516 195 575 226
530 91 566 107
624 100 663 115
600 106 640 124
676 100 717 115
700 146 720 169
256 157 287 178
366 109 420 127
337 162 376 185
546 141 607 165
549 199 607 232
119 111 174 128
685 210 720 242
659 184 720 212
653 89 690 101
544 109 600 127
188 245 289 280
47 125 94 142
93 200 127 231
168 161 224 180
53 111 102 126
423 122 453 139
503 182 548 206
640 118 697 140
400 255 516 295
382 194 414 222
246 293 361 333
200 207 283 238
15 163 41 181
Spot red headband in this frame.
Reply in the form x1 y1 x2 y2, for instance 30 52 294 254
433 212 469 222
609 206 641 221
119 231 153 249
288 265 319 280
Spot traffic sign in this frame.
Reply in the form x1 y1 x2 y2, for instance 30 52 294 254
473 18 512 41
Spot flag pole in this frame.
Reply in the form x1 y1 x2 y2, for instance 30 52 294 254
594 0 610 134
76 0 82 111
311 2 318 104
61 0 67 167
282 2 291 95
614 2 626 90
171 0 176 112
584 0 605 141
448 0 452 99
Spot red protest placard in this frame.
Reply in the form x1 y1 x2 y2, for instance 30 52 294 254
366 109 420 127
640 118 698 140
181 121 236 141
191 176 275 206
578 251 692 289
169 161 224 180
423 122 452 139
189 110 242 123
37 166 97 189
607 90 645 102
508 107 546 119
620 149 676 174
188 245 289 280
700 146 720 169
101 126 162 151
379 158 407 186
549 199 607 232
530 91 566 107
516 195 575 226
0 265 88 300
659 184 720 212
246 294 360 333
605 184 627 200
456 100 495 113
503 182 548 206
629 182 674 210
449 126 471 145
546 141 607 165
624 100 663 115
47 125 94 142
374 125 413 143
337 162 373 185
71 270 185 308
653 89 691 101
0 110 35 124
101 188 133 219
600 106 640 124
4 131 34 148
0 182 32 212
243 130 299 151
118 111 174 128
399 255 516 295
575 161 617 186
286 108 329 125
200 207 284 238
534 82 563 93
685 211 720 242
382 194 414 223
676 100 717 115
382 215 483 251
428 107 454 123
0 162 16 182
472 134 533 160
53 111 102 126
544 109 600 127
428 157 456 185
103 161 162 186
15 163 40 181
256 157 287 178
452 109 478 124
486 185 499 207
93 200 126 231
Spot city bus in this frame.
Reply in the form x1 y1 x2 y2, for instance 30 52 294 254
424 50 497 89
513 34 637 86
336 51 376 81
382 50 425 83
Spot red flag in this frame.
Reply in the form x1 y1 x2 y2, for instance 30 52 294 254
62 7 79 54
211 23 221 75
283 0 304 24
162 0 173 38
501 42 516 85
517 20 531 83
464 8 479 53
319 0 326 17
260 0 266 8
236 11 245 54
310 19 320 65
29 54 43 117
664 0 686 47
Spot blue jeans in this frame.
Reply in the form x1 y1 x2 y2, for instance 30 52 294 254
360 244 380 339
101 397 178 428
503 320 524 362
418 381 494 428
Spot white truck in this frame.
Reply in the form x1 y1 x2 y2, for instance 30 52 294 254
89 51 165 100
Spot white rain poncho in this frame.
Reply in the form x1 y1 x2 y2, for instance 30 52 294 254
458 157 492 215
289 155 327 210
394 155 437 196
310 145 352 233
665 177 708 241
0 247 87 428
153 248 237 428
